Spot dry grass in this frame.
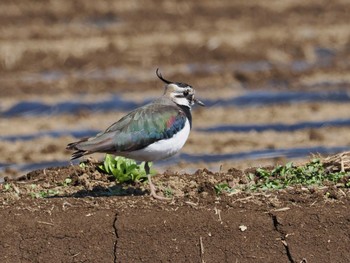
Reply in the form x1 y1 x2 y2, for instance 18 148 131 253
323 151 350 173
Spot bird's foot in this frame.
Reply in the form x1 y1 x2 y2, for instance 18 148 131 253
148 174 172 201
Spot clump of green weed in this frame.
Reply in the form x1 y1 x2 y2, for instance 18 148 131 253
27 184 59 198
214 158 350 195
98 154 156 183
214 183 236 195
3 183 12 191
248 159 350 191
164 188 174 198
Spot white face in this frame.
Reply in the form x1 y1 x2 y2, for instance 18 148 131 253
168 83 195 107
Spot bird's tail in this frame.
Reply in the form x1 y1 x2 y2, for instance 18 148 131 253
66 135 114 160
66 138 90 160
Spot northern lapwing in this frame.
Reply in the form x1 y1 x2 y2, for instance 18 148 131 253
66 69 205 200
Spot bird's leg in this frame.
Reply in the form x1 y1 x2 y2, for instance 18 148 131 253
145 162 171 201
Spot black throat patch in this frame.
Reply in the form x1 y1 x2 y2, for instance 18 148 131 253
177 104 192 129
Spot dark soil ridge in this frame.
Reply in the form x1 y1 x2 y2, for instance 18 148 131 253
0 164 349 263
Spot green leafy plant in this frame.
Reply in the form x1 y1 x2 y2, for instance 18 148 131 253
215 183 235 195
164 188 173 198
4 183 12 191
63 177 72 186
98 154 155 183
55 177 72 187
30 189 60 199
248 159 350 191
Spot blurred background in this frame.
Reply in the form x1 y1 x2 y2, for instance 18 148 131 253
1 0 350 179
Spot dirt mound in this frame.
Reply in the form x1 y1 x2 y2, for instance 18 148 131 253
1 162 349 263
1 0 350 262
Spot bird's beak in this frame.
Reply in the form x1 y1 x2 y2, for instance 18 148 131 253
194 98 205 106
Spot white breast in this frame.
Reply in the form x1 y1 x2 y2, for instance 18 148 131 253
122 119 191 161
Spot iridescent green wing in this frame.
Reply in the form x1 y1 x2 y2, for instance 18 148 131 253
78 102 187 153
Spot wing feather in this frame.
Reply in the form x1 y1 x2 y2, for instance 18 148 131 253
67 101 187 159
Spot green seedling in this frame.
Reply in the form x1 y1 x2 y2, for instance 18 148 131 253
63 177 72 186
98 154 156 183
164 188 173 198
30 189 60 199
249 159 350 191
4 183 11 191
215 183 235 195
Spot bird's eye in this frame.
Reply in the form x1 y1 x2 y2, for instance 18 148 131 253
183 90 189 96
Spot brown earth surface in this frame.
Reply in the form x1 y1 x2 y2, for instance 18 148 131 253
1 163 350 263
1 0 350 262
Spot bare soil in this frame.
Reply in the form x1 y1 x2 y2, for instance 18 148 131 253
1 164 350 263
1 0 350 262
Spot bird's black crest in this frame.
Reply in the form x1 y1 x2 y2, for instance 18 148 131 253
156 68 191 88
156 68 172 84
175 82 190 88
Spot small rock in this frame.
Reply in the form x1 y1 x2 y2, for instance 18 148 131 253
239 225 247 232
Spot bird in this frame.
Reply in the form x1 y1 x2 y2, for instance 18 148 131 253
66 68 205 200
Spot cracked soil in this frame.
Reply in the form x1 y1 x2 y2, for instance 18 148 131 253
1 0 350 262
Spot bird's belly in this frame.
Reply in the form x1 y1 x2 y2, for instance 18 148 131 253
123 119 191 162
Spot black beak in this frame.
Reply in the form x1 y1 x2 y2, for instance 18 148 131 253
194 98 205 106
